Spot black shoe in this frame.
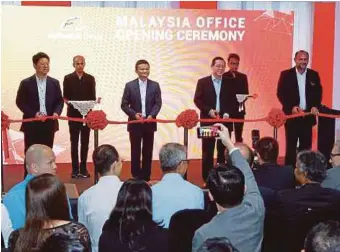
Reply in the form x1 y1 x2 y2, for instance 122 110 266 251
71 173 78 179
78 172 90 178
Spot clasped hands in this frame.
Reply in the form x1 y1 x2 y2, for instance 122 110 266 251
292 106 319 116
135 113 152 120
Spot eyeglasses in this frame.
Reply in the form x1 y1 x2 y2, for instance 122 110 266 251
330 153 340 158
181 159 190 164
213 65 225 69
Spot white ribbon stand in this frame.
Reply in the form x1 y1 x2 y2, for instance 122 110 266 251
236 94 252 112
68 100 97 126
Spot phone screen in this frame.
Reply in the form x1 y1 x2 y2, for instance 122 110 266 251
197 126 221 139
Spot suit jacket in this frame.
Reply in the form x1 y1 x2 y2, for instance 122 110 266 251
253 163 295 191
193 75 235 129
277 67 322 125
222 71 249 117
16 75 63 132
192 150 265 252
121 78 162 132
63 72 96 118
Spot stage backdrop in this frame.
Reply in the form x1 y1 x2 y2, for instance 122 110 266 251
1 6 293 163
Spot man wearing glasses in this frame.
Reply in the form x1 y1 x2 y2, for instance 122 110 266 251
322 140 340 191
194 57 235 184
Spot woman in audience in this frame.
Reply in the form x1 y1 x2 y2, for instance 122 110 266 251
39 233 90 252
8 174 91 252
99 179 168 252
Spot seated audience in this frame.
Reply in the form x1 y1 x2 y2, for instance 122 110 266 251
152 143 204 228
1 203 13 248
322 140 340 191
303 221 340 252
8 174 91 251
3 144 72 229
198 237 239 252
99 179 168 252
253 137 295 191
78 144 123 252
39 233 90 252
192 124 265 252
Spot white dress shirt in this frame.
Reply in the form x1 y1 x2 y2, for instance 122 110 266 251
78 175 123 252
1 203 14 248
138 78 147 117
296 68 307 110
211 75 222 112
36 75 47 115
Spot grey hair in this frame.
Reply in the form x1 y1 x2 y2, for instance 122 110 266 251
159 143 186 173
296 150 327 183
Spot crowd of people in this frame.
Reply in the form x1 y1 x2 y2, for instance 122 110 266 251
2 124 340 252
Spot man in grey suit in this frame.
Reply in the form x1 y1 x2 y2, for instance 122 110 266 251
121 59 162 181
192 124 265 252
322 140 340 191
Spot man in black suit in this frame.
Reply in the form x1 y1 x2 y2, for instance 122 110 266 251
16 52 64 177
194 57 234 182
277 50 322 166
63 56 96 178
223 53 249 142
121 60 162 181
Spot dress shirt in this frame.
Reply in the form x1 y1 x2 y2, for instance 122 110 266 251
296 68 307 110
36 75 47 115
138 79 147 117
211 75 222 112
152 173 204 228
3 174 73 230
78 175 123 252
1 203 13 248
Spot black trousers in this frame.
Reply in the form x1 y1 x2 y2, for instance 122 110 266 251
24 120 55 177
129 126 154 181
234 121 244 142
284 116 313 166
202 138 226 182
69 121 91 175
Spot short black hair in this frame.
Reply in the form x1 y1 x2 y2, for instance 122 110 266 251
296 150 327 183
295 50 309 58
39 233 90 252
255 137 279 163
198 237 239 252
32 52 50 65
227 53 240 62
211 57 226 67
92 144 120 176
207 164 245 208
304 221 340 252
135 59 150 71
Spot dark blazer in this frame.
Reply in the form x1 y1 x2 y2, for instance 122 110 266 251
121 78 162 132
277 67 322 125
16 75 64 132
222 71 249 117
99 221 168 252
253 163 295 191
193 75 235 129
63 72 96 118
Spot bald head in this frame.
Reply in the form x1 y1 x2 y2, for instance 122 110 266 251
73 55 86 74
25 144 57 176
225 142 254 167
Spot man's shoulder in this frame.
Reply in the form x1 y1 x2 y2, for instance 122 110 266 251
147 79 159 86
64 73 74 79
280 68 295 75
47 76 59 84
183 180 203 193
198 75 211 83
126 79 138 86
21 75 35 84
307 68 319 77
3 181 26 202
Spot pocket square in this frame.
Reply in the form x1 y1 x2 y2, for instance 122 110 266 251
311 82 315 86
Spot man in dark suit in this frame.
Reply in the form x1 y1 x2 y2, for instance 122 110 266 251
223 53 249 142
194 57 234 182
253 137 295 191
277 50 322 166
16 52 63 177
121 59 162 181
63 55 96 178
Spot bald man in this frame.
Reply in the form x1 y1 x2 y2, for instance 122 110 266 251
3 144 71 229
63 56 96 179
225 142 254 167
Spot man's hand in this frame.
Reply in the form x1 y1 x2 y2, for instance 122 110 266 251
214 123 235 150
147 115 153 120
52 113 59 119
35 112 43 118
209 109 218 118
135 113 143 120
311 107 319 116
292 106 302 114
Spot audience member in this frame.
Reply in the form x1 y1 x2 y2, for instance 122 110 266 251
152 143 204 228
99 179 168 252
8 174 91 251
253 137 295 191
322 140 340 191
192 124 265 252
1 203 13 248
303 221 340 252
198 237 239 252
78 144 123 252
39 233 90 252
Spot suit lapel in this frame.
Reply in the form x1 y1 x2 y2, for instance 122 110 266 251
45 76 52 107
146 79 152 105
31 75 39 103
291 68 300 103
305 69 311 100
134 78 142 109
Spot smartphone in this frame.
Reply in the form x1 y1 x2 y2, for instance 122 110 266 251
197 126 221 139
251 129 260 149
